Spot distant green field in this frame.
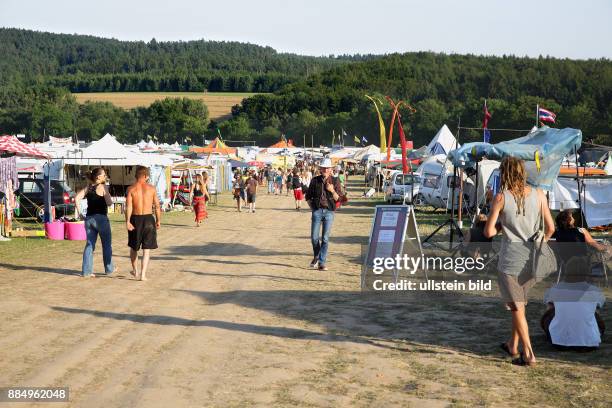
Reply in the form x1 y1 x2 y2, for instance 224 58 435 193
73 92 262 120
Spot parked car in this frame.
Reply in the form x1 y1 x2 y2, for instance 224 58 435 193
384 171 423 204
15 177 76 219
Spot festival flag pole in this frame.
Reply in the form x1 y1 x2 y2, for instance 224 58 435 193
536 104 539 128
364 95 387 154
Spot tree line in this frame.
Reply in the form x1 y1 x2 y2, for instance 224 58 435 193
0 29 610 147
0 28 367 92
0 86 209 144
223 52 612 147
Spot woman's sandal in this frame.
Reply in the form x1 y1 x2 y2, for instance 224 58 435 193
500 343 520 359
511 353 536 367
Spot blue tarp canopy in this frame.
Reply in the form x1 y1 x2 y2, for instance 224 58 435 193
448 127 582 191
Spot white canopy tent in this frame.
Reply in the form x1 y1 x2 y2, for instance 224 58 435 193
61 134 172 167
426 125 459 156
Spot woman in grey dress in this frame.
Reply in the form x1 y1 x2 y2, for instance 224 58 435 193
484 157 555 366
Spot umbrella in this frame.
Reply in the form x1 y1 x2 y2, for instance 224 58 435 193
248 161 265 167
0 135 49 159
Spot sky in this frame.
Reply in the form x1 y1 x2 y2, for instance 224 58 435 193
1 0 611 59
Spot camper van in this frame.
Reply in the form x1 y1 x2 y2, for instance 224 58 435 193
416 154 475 210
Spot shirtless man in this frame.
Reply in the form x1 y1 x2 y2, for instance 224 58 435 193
126 166 161 281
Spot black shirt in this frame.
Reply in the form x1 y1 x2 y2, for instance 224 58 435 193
86 186 108 216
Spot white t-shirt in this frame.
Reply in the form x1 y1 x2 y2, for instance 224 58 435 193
544 282 605 347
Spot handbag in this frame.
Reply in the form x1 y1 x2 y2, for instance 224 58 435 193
530 200 557 282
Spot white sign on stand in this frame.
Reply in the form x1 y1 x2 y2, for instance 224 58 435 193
361 205 423 289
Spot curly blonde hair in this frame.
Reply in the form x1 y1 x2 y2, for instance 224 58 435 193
500 156 527 215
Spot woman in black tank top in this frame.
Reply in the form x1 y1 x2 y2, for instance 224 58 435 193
74 168 115 277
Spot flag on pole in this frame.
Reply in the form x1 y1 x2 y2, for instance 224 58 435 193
483 102 492 143
365 95 387 153
538 107 556 123
216 128 222 139
361 136 368 144
354 136 360 144
332 129 335 146
396 115 409 174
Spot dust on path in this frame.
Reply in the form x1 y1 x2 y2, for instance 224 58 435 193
0 182 610 407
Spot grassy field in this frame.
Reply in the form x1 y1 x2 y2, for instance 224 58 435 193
72 92 260 121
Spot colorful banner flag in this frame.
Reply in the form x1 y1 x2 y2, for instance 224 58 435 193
365 95 387 153
538 107 556 123
354 136 360 144
483 101 492 143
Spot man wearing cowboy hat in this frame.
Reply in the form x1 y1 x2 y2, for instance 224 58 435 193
305 158 345 271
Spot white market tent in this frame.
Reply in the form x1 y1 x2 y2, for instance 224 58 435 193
62 134 172 167
426 125 459 156
352 145 380 161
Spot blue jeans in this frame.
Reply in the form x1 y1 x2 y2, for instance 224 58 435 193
267 180 275 193
311 208 335 266
82 214 114 276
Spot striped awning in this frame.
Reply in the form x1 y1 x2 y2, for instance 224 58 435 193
0 135 50 159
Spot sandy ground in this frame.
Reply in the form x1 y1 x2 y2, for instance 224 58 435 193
0 180 610 407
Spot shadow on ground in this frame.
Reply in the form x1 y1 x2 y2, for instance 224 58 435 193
51 288 611 368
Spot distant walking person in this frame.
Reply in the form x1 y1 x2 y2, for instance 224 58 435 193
190 173 209 227
286 170 293 196
292 169 304 211
75 168 116 278
126 166 161 281
246 172 258 213
305 159 344 271
275 169 284 195
266 167 275 194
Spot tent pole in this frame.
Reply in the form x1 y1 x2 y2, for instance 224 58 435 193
574 145 584 228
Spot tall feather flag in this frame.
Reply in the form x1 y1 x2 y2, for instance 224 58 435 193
396 114 410 174
385 97 402 161
483 100 492 143
365 95 387 153
216 128 222 140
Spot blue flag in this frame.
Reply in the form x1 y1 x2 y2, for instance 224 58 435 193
483 129 491 143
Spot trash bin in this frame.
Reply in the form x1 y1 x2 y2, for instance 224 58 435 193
65 221 86 240
44 221 64 240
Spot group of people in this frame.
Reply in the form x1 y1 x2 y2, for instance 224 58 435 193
229 159 348 270
482 157 610 366
74 166 161 281
232 170 259 213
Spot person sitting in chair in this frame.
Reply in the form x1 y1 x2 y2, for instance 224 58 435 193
540 256 605 349
553 210 610 263
461 214 493 259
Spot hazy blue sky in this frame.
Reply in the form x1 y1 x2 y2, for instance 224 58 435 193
1 0 610 59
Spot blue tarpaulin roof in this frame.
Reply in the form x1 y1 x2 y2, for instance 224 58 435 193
447 126 582 191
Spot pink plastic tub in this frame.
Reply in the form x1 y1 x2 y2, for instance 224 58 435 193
44 221 65 240
65 222 86 241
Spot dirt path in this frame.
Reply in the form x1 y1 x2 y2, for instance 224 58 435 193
0 182 610 407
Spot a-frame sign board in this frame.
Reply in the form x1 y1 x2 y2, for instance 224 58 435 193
361 205 423 289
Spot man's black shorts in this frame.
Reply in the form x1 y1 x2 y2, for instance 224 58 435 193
128 214 158 250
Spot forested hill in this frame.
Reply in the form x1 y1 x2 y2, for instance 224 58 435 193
229 52 612 146
0 28 369 92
